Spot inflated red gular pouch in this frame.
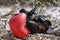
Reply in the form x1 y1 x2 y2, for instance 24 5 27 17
9 13 29 38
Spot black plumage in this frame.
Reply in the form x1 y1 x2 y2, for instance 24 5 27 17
19 7 51 34
45 20 52 26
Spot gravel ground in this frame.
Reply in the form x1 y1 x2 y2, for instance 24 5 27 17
0 6 60 40
0 28 60 40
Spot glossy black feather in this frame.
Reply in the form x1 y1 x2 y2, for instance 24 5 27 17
19 7 51 34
